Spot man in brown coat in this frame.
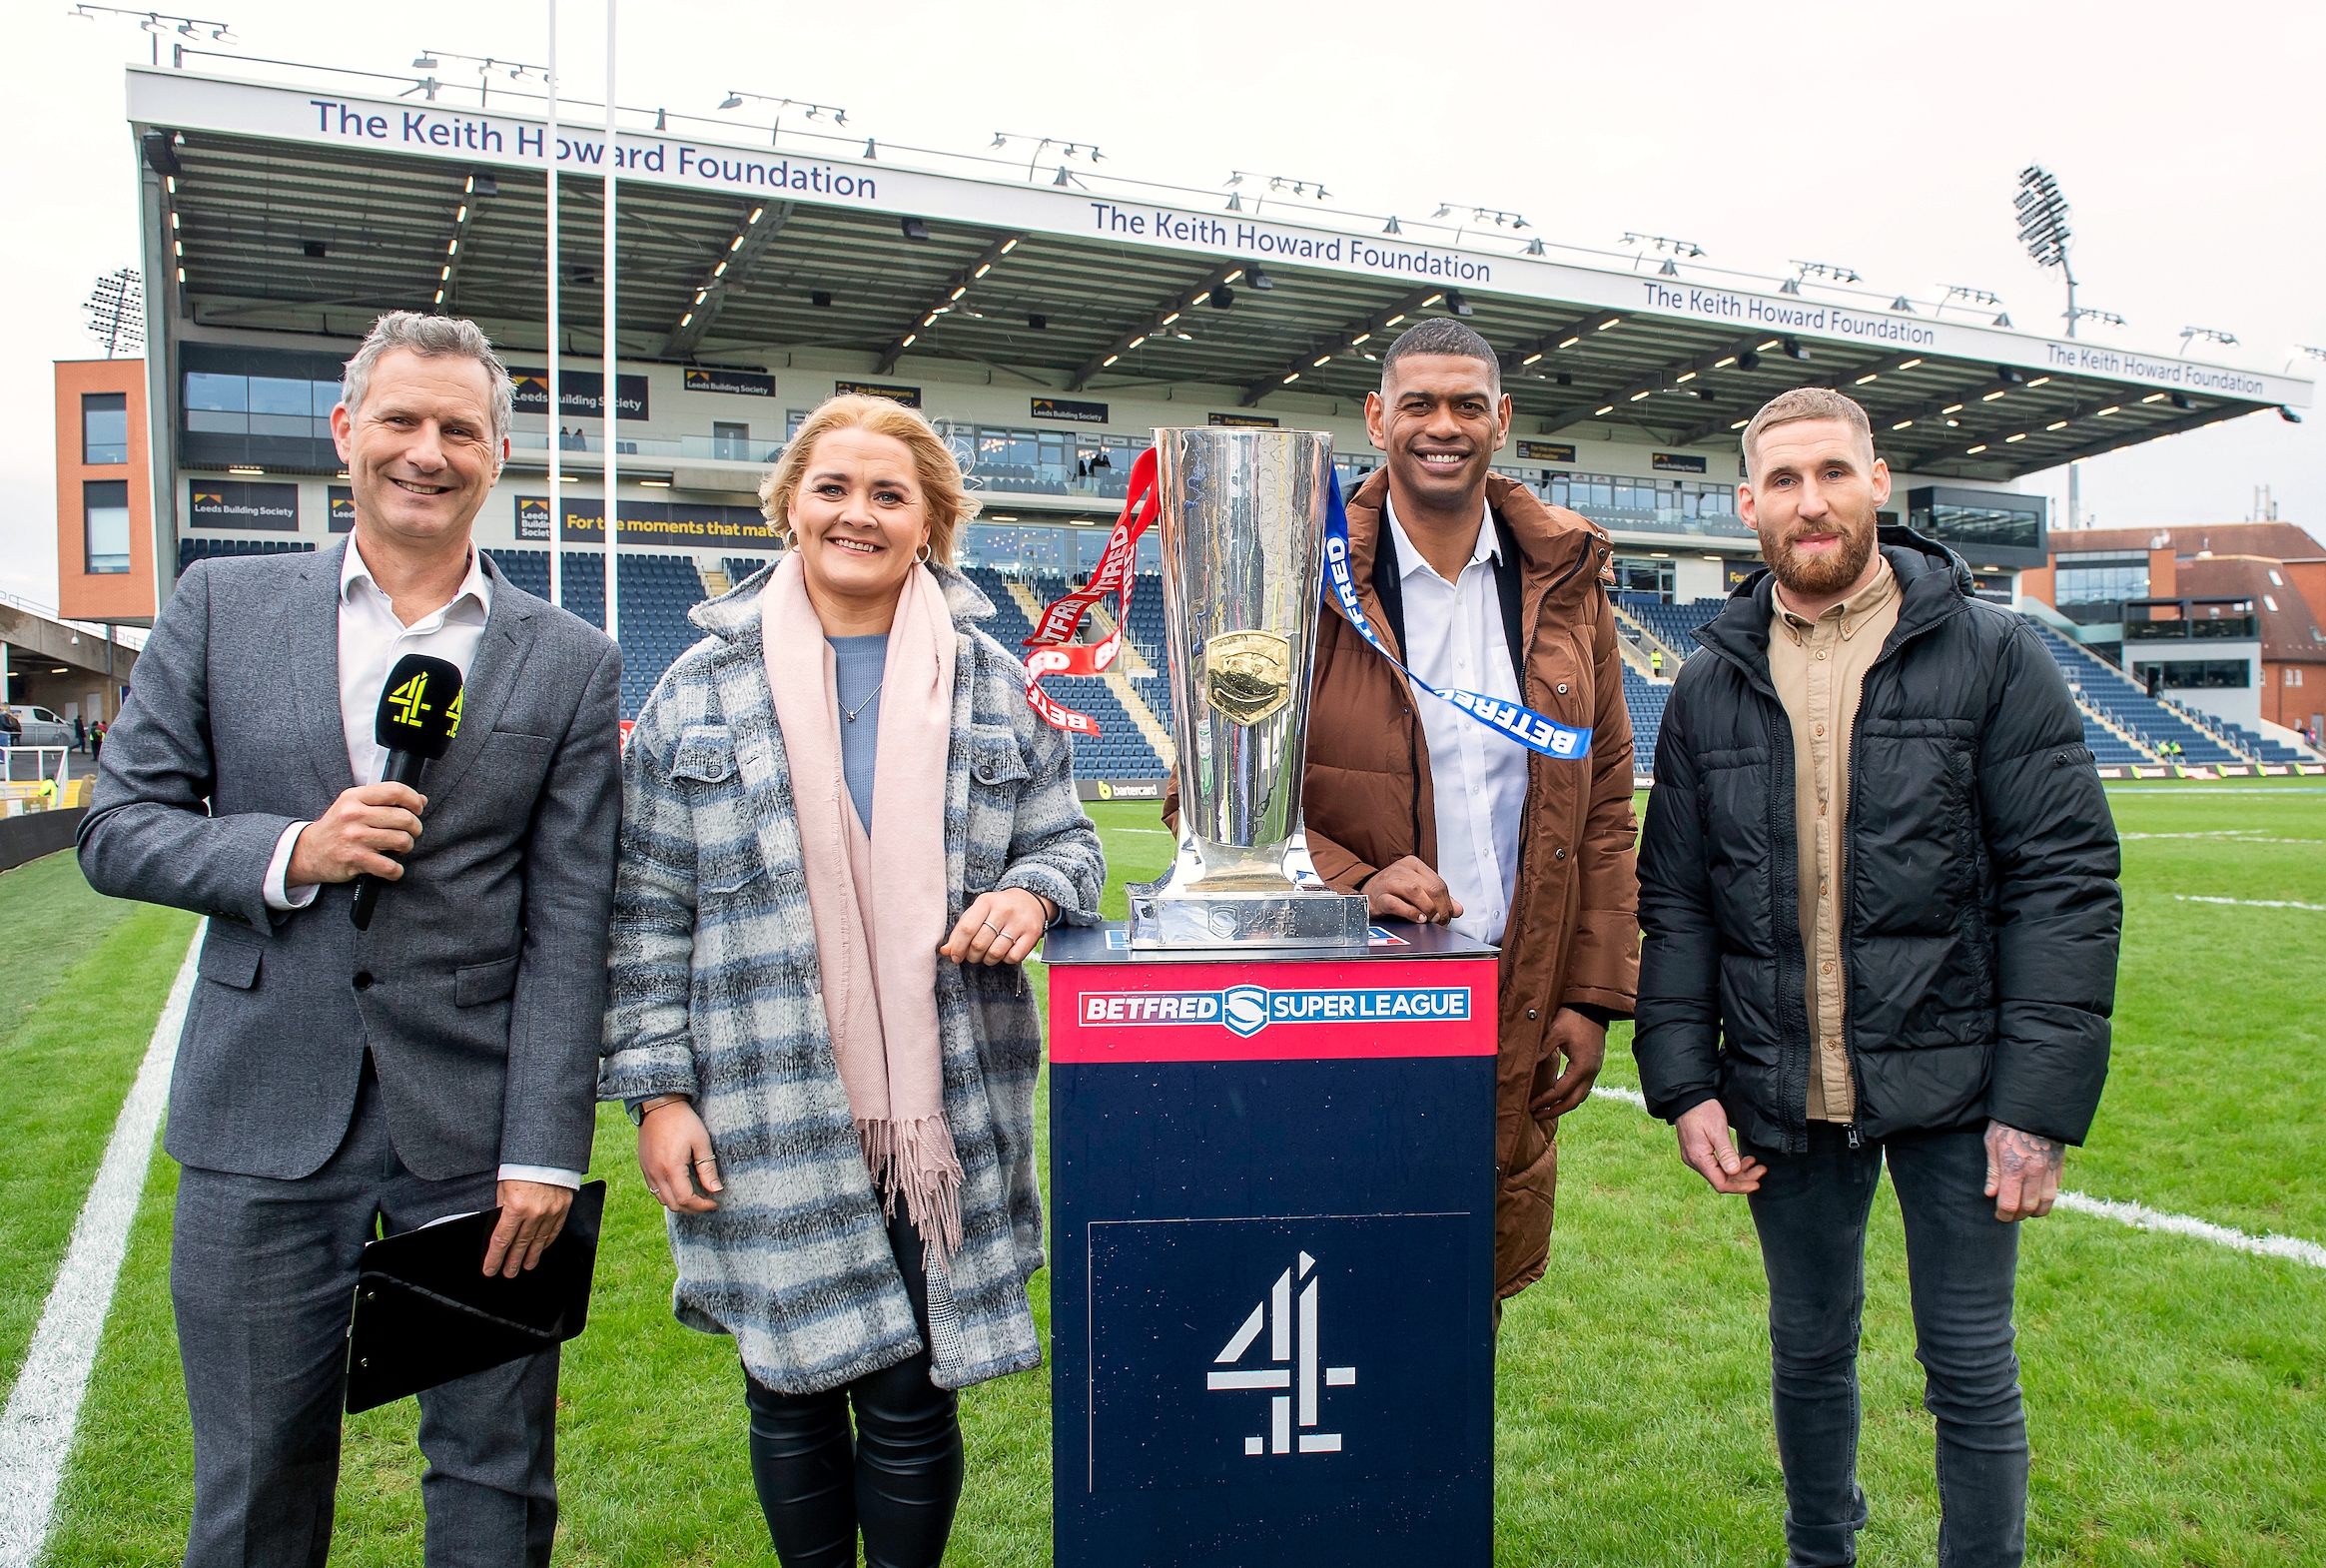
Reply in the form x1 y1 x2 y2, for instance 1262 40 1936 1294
1167 318 1640 1308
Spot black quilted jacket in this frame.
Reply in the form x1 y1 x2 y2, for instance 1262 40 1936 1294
1633 530 2121 1152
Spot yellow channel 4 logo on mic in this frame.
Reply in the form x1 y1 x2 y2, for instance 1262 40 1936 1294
388 671 434 730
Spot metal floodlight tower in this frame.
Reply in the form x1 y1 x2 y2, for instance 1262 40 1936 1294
2013 164 2088 528
83 267 145 358
2014 165 2078 334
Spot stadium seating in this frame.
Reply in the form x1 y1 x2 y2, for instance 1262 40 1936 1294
2021 620 2241 766
616 555 713 715
1621 664 1667 770
1618 594 1727 663
483 551 706 715
967 566 1167 780
179 536 316 573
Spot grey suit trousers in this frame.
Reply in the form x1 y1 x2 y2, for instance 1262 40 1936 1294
170 1071 557 1568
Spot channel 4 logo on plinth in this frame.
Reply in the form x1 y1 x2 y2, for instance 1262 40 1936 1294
1206 1248 1357 1456
1085 1214 1467 1492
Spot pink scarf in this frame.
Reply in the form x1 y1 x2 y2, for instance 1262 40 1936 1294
764 552 963 1261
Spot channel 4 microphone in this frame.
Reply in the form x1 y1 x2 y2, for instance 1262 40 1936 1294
350 652 465 931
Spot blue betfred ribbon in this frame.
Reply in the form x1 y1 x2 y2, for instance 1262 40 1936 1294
1320 470 1594 761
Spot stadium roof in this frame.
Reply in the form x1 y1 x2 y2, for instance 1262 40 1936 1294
131 64 2312 485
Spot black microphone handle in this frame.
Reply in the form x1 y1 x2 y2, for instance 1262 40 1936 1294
349 751 430 931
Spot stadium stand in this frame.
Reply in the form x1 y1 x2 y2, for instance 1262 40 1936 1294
967 566 1167 780
1618 594 1727 662
617 555 712 715
483 551 707 715
2021 620 2242 765
179 537 316 573
1622 663 1667 768
488 547 549 600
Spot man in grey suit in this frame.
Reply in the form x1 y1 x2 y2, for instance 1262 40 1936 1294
79 312 621 1567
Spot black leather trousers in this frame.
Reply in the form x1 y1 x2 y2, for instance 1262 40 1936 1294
744 1210 964 1568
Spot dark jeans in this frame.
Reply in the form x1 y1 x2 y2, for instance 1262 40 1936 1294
171 1065 558 1568
744 1209 964 1568
1743 1124 2028 1568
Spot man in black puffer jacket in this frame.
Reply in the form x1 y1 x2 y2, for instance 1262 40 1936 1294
1635 389 2119 1568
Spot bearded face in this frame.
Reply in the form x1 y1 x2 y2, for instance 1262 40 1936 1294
1738 418 1891 603
1762 501 1878 598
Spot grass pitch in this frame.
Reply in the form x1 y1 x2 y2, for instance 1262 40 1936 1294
10 781 2324 1564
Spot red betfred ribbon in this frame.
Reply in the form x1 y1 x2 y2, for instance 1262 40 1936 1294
1020 445 1163 735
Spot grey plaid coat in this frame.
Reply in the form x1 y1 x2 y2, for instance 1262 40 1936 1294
599 564 1104 1393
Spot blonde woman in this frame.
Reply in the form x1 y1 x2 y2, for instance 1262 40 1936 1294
601 393 1104 1566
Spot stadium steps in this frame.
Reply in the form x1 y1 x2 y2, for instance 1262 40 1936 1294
1607 600 1685 680
2073 696 2161 763
698 562 732 598
999 575 1176 769
1085 601 1155 675
2025 620 2248 766
1101 669 1176 769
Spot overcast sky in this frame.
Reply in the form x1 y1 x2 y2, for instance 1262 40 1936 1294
5 0 2320 608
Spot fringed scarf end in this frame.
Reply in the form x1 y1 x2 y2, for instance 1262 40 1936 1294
856 1114 966 1263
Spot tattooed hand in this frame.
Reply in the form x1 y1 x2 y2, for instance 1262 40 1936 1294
1983 1120 2065 1222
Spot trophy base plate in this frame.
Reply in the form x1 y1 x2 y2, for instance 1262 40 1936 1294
1126 882 1370 950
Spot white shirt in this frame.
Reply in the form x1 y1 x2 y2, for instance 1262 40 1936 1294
263 540 576 1190
1383 495 1531 947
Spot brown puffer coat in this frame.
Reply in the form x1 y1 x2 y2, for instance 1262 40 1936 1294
1166 469 1641 1299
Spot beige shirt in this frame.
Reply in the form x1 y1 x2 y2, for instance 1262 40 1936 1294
1766 558 1901 1123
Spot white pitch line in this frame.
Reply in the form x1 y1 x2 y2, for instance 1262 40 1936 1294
2053 1191 2326 1270
2174 893 2326 912
0 920 203 1568
1585 1083 2322 1271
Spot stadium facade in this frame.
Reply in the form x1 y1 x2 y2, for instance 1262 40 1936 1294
53 58 2316 780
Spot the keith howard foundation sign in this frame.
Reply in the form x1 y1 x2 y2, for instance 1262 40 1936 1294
128 69 2311 411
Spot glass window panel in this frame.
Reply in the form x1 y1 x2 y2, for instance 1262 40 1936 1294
186 372 246 413
249 413 313 437
249 377 313 416
1914 499 2041 551
82 393 129 464
84 479 130 574
185 408 248 433
313 380 343 415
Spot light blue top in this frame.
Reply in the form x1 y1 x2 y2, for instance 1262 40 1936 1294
829 634 887 830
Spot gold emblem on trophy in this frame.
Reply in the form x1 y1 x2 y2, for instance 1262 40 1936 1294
1203 630 1293 725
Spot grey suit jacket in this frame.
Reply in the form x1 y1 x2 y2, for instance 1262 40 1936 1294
79 541 623 1181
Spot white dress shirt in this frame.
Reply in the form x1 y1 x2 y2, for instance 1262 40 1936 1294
1383 495 1532 948
263 539 577 1190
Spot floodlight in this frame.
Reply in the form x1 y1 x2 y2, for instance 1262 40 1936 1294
718 93 744 109
1383 216 1401 235
900 217 929 242
1246 268 1274 291
412 53 438 68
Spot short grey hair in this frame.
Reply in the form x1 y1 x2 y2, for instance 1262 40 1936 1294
341 311 514 454
1380 317 1501 396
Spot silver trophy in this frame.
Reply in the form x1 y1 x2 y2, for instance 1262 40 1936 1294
1129 428 1369 949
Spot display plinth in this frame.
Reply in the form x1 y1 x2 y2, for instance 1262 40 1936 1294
1044 920 1498 1568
